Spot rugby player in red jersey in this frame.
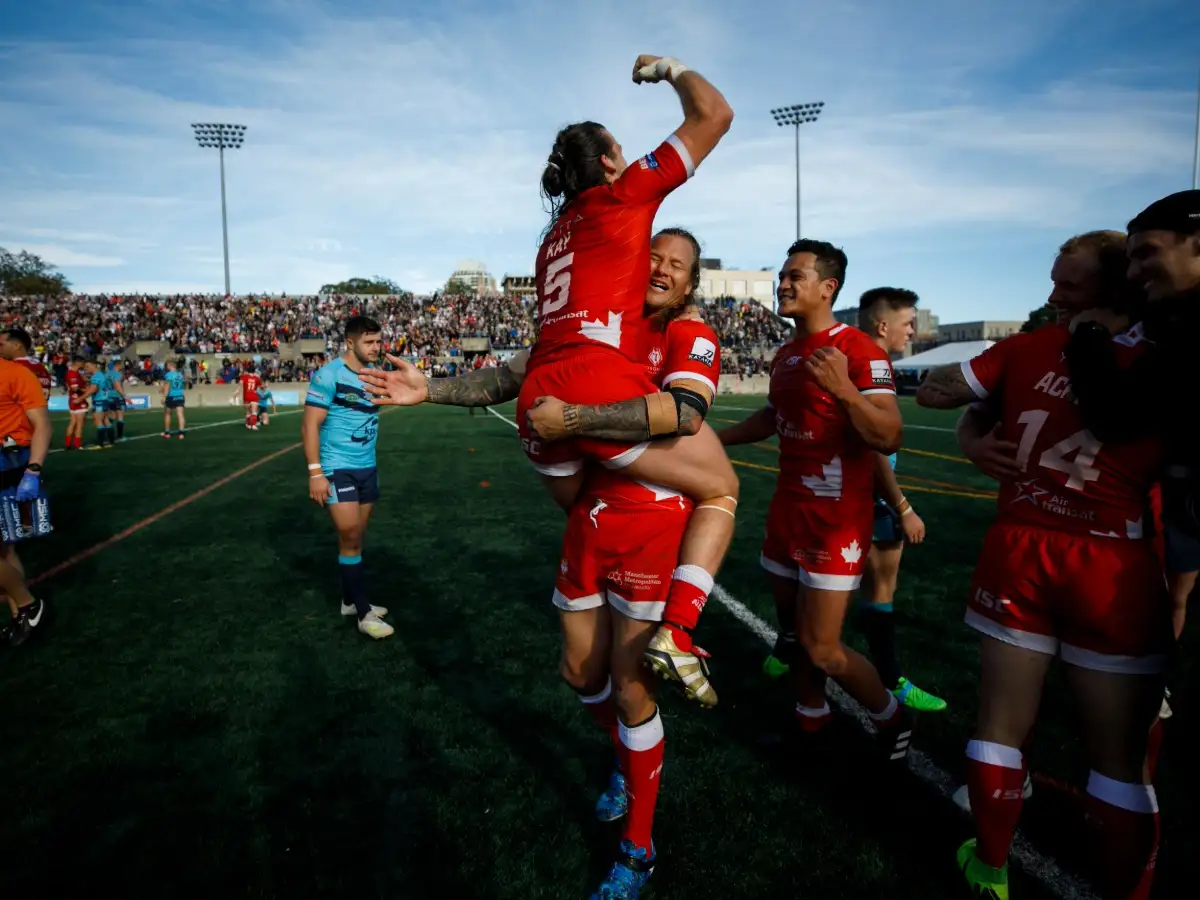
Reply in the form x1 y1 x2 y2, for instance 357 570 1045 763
719 240 910 760
237 364 263 430
512 57 742 696
917 231 1170 900
63 357 88 449
2 329 52 401
364 228 718 898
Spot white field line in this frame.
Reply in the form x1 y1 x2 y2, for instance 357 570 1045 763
484 403 1095 900
48 409 303 455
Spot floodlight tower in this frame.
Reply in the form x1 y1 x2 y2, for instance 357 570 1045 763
770 102 824 240
191 123 247 296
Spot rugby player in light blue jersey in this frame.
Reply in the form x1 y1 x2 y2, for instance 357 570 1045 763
855 288 944 712
256 387 276 426
302 316 392 640
84 360 115 449
161 360 187 439
106 360 130 441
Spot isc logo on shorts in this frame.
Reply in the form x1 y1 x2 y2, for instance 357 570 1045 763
974 587 1012 613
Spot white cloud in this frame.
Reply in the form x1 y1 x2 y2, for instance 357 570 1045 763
7 243 125 268
0 0 1197 321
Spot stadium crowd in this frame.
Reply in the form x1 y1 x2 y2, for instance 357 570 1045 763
0 292 792 369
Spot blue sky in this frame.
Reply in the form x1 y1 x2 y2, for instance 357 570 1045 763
1 0 1197 324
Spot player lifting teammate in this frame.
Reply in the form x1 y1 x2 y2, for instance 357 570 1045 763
512 55 740 706
918 229 1170 900
161 360 187 439
302 316 391 640
363 228 718 899
720 240 913 760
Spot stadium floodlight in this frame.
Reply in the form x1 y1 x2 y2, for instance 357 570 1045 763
770 102 825 240
191 123 248 296
1193 68 1199 190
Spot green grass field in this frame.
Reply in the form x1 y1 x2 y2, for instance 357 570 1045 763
2 398 1194 899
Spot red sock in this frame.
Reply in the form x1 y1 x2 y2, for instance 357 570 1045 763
250 414 259 427
661 565 714 652
619 708 665 854
1085 772 1159 900
794 702 832 733
579 679 619 748
64 435 73 448
1145 717 1164 782
965 740 1026 869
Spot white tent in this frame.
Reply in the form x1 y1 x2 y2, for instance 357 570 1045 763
892 340 994 373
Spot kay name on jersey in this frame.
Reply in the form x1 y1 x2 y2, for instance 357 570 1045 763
688 336 717 367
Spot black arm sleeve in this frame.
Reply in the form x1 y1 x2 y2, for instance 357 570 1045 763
1064 323 1165 443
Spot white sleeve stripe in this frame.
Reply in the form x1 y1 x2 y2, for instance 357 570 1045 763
661 371 717 395
861 388 896 396
960 360 988 399
666 133 696 178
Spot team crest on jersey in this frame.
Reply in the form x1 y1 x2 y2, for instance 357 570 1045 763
869 359 893 386
648 347 664 368
786 356 802 366
688 336 716 367
638 152 660 170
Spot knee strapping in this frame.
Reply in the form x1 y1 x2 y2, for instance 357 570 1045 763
696 495 737 519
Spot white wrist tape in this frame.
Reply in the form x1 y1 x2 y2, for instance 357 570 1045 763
639 57 688 83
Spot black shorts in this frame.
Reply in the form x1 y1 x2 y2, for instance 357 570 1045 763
872 501 902 544
165 396 186 409
328 467 380 505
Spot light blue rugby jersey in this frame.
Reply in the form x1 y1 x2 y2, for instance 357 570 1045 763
305 358 379 471
165 370 186 397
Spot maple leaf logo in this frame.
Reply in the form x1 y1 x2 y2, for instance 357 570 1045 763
840 540 862 565
580 311 622 349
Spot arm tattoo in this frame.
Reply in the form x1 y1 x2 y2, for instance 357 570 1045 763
426 365 522 407
569 397 701 441
915 364 977 409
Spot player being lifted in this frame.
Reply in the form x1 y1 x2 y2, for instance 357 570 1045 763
63 356 88 450
235 363 263 430
719 241 913 760
917 230 1169 900
363 228 720 899
161 360 187 439
512 55 741 703
302 317 392 640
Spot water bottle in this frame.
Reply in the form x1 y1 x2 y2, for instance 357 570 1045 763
31 490 53 537
0 488 19 544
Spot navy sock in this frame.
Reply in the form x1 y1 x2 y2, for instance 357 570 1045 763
339 555 369 619
117 420 126 439
858 603 902 686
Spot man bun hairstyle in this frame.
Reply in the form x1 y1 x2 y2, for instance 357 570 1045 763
541 121 614 224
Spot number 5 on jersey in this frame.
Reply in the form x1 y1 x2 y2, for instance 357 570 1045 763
542 253 574 318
